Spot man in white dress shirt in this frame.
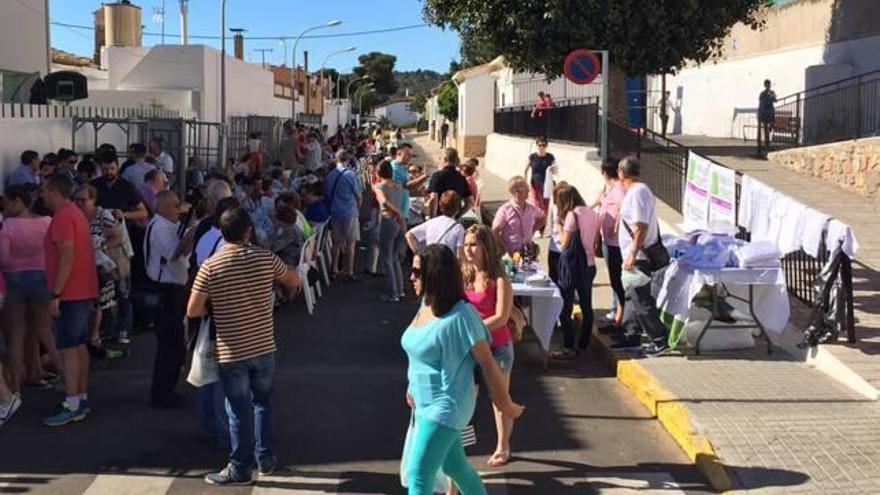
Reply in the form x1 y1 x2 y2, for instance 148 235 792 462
144 190 196 408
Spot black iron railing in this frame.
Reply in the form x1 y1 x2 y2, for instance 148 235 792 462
607 120 856 341
493 97 599 145
771 70 880 149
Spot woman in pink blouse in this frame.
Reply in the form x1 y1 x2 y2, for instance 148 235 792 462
491 176 545 255
553 184 600 357
0 185 63 393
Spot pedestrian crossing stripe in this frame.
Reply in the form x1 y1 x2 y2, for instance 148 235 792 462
82 475 175 495
3 470 685 494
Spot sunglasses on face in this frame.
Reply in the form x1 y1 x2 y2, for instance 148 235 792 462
74 197 89 203
537 143 547 148
410 267 422 277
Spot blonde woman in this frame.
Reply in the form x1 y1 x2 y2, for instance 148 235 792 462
461 224 517 467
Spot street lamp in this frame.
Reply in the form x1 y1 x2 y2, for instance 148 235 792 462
290 19 342 121
319 46 356 107
345 75 370 102
319 47 356 129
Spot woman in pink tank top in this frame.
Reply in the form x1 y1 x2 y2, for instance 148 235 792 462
0 185 63 394
461 224 516 468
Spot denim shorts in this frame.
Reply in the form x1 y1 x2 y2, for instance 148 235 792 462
53 300 95 349
491 342 515 373
4 270 50 304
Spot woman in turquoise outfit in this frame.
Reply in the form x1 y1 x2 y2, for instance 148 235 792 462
402 244 524 495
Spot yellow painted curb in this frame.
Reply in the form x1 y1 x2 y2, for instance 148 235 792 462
616 358 734 493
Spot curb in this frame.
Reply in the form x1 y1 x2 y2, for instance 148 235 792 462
590 334 734 493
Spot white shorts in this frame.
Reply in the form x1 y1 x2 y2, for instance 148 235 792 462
331 217 360 244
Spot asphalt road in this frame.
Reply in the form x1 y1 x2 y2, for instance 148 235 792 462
0 256 710 494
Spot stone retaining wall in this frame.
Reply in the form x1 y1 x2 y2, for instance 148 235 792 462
769 137 880 196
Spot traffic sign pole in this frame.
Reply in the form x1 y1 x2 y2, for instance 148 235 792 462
600 50 609 159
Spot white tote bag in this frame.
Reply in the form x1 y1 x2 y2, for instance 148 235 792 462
187 318 219 387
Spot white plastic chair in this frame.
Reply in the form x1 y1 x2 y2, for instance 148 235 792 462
314 222 331 287
298 234 320 314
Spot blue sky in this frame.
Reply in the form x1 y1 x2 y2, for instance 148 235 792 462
49 0 461 73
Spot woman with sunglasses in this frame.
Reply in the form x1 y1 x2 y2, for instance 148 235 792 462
461 224 517 467
403 245 524 495
491 176 545 256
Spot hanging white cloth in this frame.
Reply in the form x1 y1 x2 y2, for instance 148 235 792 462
772 195 807 255
802 207 831 258
826 219 859 259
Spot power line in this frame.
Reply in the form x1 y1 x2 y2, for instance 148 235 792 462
49 21 430 41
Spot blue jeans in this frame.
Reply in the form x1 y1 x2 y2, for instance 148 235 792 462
219 352 275 477
197 382 230 449
559 265 597 350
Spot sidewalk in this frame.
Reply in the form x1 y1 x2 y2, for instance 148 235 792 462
673 135 880 396
460 130 880 493
586 207 880 493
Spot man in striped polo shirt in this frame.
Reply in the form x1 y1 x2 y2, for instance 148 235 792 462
187 206 302 486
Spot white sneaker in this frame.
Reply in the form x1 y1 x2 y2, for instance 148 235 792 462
0 394 22 427
118 331 131 345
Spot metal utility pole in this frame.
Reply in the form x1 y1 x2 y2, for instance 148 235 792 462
290 20 342 121
255 48 273 69
219 0 227 172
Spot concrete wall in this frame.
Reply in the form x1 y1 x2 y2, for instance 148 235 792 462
0 0 49 77
374 101 419 127
104 45 293 122
483 133 604 205
650 34 880 138
769 137 880 197
73 89 193 113
457 72 495 157
0 116 136 187
323 99 352 131
715 0 880 63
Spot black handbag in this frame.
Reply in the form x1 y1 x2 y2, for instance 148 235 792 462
557 212 588 291
621 218 670 272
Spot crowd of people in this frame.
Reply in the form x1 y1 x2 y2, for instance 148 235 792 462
0 117 671 493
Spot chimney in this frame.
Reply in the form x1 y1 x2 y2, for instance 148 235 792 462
231 28 246 60
179 0 189 45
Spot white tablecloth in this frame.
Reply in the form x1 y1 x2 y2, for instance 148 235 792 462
655 262 790 348
511 279 564 352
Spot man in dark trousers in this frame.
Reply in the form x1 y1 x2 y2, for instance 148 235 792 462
440 121 450 148
144 190 196 407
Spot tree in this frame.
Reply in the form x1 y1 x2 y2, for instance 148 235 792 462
459 31 496 67
410 91 429 115
436 79 458 121
423 0 772 77
352 52 399 96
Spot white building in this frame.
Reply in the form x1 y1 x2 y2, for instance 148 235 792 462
650 0 880 139
452 57 505 158
0 0 51 102
372 98 419 127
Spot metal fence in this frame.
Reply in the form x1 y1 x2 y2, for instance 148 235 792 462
493 97 600 145
607 120 856 341
0 102 191 120
772 70 880 149
495 75 604 108
228 115 287 166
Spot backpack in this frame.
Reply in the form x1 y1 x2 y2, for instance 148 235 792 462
557 212 588 292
